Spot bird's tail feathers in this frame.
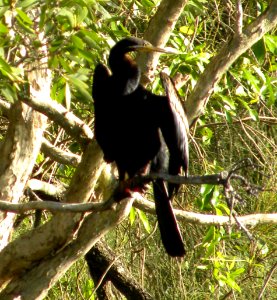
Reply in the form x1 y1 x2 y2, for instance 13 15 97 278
153 179 185 257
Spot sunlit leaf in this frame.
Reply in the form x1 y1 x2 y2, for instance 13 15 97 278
137 209 151 233
179 26 195 35
0 23 8 33
16 8 33 24
129 207 136 225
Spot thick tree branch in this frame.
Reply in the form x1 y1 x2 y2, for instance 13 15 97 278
186 1 277 125
41 138 81 167
21 94 93 145
86 242 152 300
0 198 134 300
0 100 82 167
0 51 49 249
0 140 103 286
137 0 188 83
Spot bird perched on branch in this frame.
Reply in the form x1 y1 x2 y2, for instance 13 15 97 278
93 37 189 257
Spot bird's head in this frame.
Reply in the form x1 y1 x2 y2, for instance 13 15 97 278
110 37 175 57
108 37 176 94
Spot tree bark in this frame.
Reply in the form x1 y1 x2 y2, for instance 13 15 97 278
185 0 277 125
0 140 103 286
86 242 152 300
0 88 47 250
137 0 189 83
0 198 134 300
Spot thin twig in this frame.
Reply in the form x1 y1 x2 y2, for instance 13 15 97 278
257 261 277 300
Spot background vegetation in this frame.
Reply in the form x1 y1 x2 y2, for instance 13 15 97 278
0 0 276 299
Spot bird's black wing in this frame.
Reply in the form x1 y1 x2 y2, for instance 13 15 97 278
92 64 115 163
159 72 189 196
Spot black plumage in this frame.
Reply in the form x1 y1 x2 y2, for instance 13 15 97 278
93 37 189 257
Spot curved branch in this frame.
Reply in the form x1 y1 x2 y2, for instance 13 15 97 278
0 198 134 300
186 1 277 125
41 138 81 167
137 0 188 83
21 94 93 144
133 196 277 226
0 195 276 227
0 140 103 286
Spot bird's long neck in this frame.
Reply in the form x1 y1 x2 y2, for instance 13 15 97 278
109 51 140 95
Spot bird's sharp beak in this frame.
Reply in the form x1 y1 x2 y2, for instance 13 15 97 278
129 44 179 55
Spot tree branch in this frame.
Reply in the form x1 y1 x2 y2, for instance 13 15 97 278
21 94 93 145
0 195 275 227
186 1 277 125
41 138 81 167
0 140 103 286
0 197 134 300
133 196 276 227
86 242 152 300
137 0 189 83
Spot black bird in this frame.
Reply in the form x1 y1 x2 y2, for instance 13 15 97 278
93 37 189 257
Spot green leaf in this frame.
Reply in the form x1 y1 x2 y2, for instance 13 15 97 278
239 99 259 121
225 110 233 124
179 26 195 35
129 207 136 225
78 49 96 63
243 69 260 93
16 8 33 24
0 23 8 33
231 268 245 277
248 107 259 121
203 226 215 243
65 81 71 110
17 0 38 8
220 95 236 110
75 6 88 25
0 57 22 81
67 75 92 103
264 35 277 54
252 66 266 83
71 35 85 50
1 85 17 102
137 209 151 233
251 38 266 64
201 127 213 145
225 277 241 292
264 75 275 106
57 8 75 28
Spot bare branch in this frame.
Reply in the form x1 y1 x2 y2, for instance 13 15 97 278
258 262 277 300
21 94 93 145
235 0 243 35
133 196 277 226
137 0 189 83
0 195 275 227
86 242 152 300
0 198 113 213
0 100 83 166
186 1 277 125
0 197 134 300
41 138 81 167
27 179 66 199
